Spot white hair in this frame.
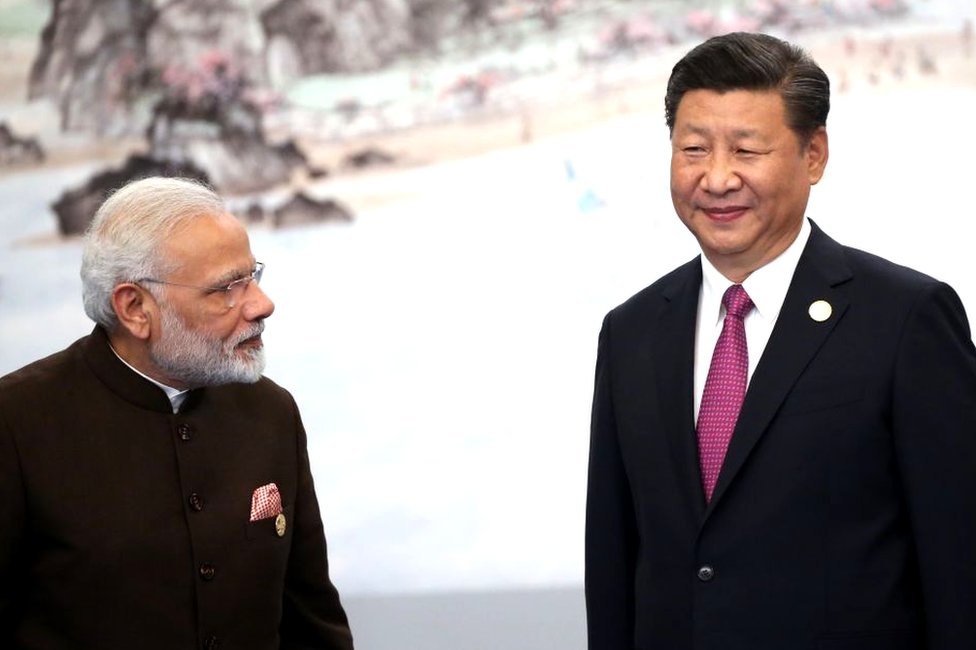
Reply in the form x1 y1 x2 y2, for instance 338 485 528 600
80 176 226 330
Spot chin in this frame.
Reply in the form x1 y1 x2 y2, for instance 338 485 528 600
242 350 266 381
698 231 751 255
216 347 265 385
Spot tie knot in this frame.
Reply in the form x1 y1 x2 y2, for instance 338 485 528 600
722 284 753 320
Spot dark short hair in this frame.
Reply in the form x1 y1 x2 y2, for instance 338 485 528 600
665 32 830 142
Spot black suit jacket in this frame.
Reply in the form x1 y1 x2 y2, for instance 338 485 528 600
585 222 976 650
0 326 353 650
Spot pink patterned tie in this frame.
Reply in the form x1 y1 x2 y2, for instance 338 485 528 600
697 284 754 502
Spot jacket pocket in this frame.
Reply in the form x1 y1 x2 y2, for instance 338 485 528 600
817 628 921 650
777 380 864 417
244 503 293 542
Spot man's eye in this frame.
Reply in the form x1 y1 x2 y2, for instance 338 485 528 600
226 277 251 292
208 281 238 294
684 146 706 155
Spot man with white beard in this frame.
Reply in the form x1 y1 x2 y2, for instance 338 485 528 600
0 177 354 650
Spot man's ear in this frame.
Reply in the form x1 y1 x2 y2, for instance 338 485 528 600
806 127 829 185
111 283 155 341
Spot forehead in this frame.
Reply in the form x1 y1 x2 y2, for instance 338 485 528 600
673 89 789 136
163 212 253 280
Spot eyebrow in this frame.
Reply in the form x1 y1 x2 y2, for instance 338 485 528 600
209 264 255 287
679 125 764 140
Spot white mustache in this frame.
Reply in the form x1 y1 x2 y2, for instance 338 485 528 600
231 321 265 348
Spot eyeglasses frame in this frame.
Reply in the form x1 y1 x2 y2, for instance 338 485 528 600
139 262 265 308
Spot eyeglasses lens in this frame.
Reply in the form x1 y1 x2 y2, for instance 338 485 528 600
226 264 263 309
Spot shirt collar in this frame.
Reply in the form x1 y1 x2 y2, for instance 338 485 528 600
700 217 812 325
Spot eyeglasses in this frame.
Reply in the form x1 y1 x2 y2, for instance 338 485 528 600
141 262 265 309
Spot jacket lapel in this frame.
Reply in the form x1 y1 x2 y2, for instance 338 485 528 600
706 223 853 512
652 260 707 519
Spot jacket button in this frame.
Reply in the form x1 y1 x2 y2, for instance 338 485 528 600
697 565 715 582
188 493 204 512
199 563 216 581
177 424 192 441
203 635 220 650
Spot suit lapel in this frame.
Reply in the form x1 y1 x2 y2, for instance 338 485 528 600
706 223 853 512
652 260 707 519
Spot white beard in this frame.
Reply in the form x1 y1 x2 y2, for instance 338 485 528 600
149 304 266 388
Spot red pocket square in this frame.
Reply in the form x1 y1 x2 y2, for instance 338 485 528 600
250 482 282 522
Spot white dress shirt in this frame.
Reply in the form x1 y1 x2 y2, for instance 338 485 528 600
693 218 812 422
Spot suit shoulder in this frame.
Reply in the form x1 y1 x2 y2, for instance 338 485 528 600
837 245 959 312
842 245 941 289
608 257 700 322
210 374 298 411
254 375 296 403
0 337 86 403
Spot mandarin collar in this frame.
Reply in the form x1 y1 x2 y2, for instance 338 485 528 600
81 326 202 414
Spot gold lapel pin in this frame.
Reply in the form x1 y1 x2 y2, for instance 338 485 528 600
275 513 287 537
808 300 832 323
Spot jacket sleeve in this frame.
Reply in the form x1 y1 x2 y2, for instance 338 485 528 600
279 397 354 650
0 397 26 643
585 311 638 650
891 281 976 649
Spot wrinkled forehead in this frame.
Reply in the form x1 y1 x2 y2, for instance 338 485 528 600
161 212 254 279
673 89 788 129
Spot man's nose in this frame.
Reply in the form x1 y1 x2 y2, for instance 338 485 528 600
241 281 275 320
701 153 742 194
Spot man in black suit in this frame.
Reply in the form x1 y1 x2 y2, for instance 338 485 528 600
585 32 976 650
0 177 353 649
